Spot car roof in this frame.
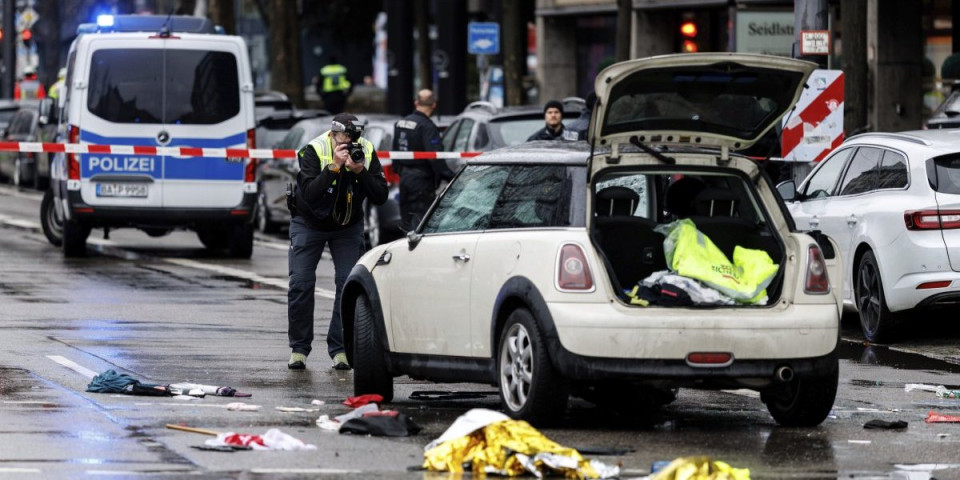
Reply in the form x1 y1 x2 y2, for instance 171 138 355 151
457 99 586 121
843 130 960 157
469 140 590 165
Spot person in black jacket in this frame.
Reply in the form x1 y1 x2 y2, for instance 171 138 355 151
392 89 455 230
287 113 388 370
527 99 578 141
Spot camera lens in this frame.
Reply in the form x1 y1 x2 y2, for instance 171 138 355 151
348 144 364 162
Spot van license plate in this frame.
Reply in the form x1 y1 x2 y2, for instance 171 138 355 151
97 183 148 198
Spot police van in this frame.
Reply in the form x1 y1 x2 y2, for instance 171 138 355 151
41 15 258 258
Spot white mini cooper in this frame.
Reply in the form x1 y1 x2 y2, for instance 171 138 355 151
341 54 843 427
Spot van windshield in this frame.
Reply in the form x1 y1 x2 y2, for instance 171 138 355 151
87 49 240 124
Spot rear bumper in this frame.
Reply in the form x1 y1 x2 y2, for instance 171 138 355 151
887 270 960 311
64 190 256 229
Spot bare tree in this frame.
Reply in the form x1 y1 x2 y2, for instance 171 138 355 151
208 0 236 34
269 0 304 105
415 0 431 91
502 0 526 106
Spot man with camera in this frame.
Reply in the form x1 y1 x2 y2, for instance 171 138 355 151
287 113 388 370
393 89 455 230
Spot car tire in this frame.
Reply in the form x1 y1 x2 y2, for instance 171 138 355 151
364 204 381 248
497 308 568 425
62 218 89 257
40 189 63 247
13 157 21 187
856 250 900 343
197 228 229 251
352 294 393 401
256 191 279 234
763 357 838 427
227 222 254 259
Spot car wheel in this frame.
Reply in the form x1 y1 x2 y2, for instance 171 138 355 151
62 218 89 257
763 357 838 427
352 294 393 401
856 250 900 343
365 205 381 248
256 191 279 234
197 227 229 250
227 222 254 259
40 189 63 246
497 308 568 425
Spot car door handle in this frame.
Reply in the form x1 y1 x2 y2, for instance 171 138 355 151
452 253 471 262
847 215 858 226
808 216 820 228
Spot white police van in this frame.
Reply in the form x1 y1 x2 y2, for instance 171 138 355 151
41 15 258 258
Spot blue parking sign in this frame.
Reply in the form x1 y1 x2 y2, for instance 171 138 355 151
468 22 500 55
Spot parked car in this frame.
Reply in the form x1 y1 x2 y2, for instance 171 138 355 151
0 99 21 135
780 130 960 343
925 90 960 129
257 114 403 247
0 98 58 189
341 54 843 427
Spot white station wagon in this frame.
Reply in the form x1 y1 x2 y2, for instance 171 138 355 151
341 54 844 427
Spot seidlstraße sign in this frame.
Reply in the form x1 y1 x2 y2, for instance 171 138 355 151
734 11 794 57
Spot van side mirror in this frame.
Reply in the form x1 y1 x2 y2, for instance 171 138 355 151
776 179 797 202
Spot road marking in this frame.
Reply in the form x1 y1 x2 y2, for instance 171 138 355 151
163 258 336 299
46 355 98 379
722 389 760 399
255 238 289 251
0 468 42 473
251 469 362 474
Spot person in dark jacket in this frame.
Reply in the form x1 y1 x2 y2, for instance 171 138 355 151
527 99 577 141
287 113 388 370
568 91 596 140
392 89 456 230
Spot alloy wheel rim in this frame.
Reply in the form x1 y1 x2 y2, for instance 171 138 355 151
858 260 882 336
13 158 20 186
499 323 533 411
257 193 268 231
46 197 63 237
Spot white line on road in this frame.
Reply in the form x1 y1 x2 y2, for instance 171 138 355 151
0 468 42 473
251 469 362 474
162 257 336 299
46 355 98 379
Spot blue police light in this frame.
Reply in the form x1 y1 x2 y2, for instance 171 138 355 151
97 15 115 27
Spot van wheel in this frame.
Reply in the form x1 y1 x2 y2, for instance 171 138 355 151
856 251 900 343
40 190 63 246
62 219 89 257
257 191 279 233
197 228 229 250
352 294 393 401
40 190 63 247
227 222 254 259
497 308 568 425
763 357 838 427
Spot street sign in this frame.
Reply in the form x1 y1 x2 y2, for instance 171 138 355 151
468 22 499 55
800 30 830 55
17 7 39 31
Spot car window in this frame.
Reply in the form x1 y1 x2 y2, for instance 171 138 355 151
422 164 508 234
441 120 459 151
595 174 650 219
838 147 881 196
8 111 31 135
453 119 474 152
88 49 240 124
364 126 386 150
488 118 546 147
878 150 908 189
927 154 960 194
473 124 490 150
488 165 571 229
801 148 853 199
278 127 304 150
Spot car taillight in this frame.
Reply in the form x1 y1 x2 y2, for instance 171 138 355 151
556 243 594 291
244 128 257 183
67 124 80 180
904 210 960 230
804 245 830 294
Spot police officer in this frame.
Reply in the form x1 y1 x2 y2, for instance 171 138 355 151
49 68 67 102
318 57 351 114
15 66 46 101
392 89 455 231
287 113 388 370
527 99 577 141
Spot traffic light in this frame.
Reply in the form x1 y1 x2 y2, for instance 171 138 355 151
680 20 698 53
21 29 32 43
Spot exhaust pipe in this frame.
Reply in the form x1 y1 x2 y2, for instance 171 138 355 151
775 366 794 383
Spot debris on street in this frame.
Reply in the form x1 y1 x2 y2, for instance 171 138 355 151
648 456 750 480
205 429 317 451
86 370 251 398
343 394 383 407
276 406 321 413
225 402 261 411
926 411 960 423
863 419 908 430
422 408 619 478
340 412 422 437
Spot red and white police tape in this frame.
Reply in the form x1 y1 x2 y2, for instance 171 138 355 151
0 141 482 162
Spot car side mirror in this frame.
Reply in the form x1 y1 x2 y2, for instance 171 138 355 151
406 230 422 250
38 98 54 126
776 179 797 202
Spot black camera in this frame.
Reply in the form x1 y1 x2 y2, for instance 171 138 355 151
347 143 364 163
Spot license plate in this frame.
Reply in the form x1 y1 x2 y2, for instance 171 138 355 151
96 183 148 198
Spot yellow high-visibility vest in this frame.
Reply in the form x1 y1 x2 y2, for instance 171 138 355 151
320 64 351 93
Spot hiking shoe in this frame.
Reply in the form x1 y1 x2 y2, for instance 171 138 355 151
288 353 307 370
332 352 351 370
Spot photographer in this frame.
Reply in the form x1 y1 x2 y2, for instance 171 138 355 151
287 113 388 370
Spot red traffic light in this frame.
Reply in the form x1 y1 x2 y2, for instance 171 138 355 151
680 21 697 38
683 39 699 53
21 29 32 41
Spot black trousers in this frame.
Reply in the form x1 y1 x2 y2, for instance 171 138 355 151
399 172 436 231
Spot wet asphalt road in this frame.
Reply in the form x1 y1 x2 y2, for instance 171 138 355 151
1 184 960 479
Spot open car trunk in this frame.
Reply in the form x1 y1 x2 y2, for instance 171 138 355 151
590 166 785 306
